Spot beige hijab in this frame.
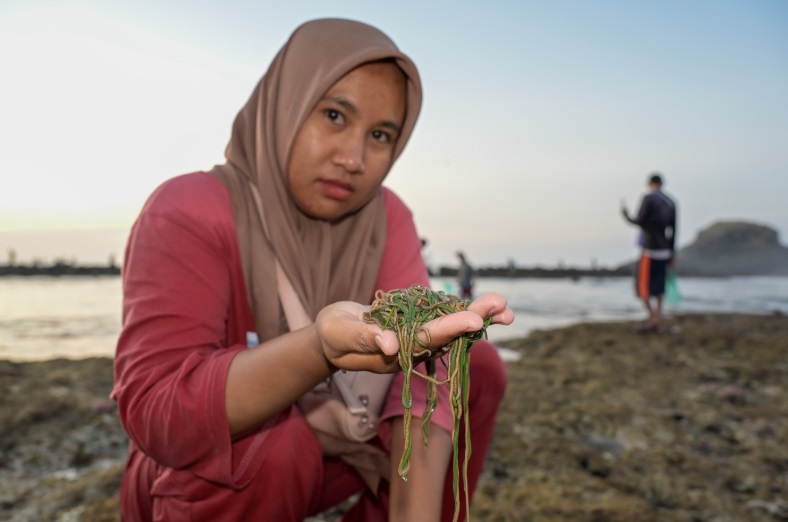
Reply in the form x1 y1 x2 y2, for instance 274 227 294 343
211 19 422 342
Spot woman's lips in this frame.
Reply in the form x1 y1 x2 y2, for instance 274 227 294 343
319 179 353 201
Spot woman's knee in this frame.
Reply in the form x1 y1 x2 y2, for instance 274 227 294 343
245 408 325 515
469 339 507 404
262 408 323 473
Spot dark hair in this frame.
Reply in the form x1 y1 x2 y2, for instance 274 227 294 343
649 172 663 185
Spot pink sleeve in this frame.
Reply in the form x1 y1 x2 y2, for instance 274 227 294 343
374 188 431 293
375 188 454 440
111 173 249 486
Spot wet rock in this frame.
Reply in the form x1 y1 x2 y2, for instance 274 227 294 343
478 313 788 521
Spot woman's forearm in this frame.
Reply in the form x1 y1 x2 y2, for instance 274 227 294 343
225 324 334 437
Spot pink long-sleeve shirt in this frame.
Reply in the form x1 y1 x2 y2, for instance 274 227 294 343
111 171 452 491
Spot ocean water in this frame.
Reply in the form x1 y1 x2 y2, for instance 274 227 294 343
1 275 786 362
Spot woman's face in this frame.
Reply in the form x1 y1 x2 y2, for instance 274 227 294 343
287 61 407 221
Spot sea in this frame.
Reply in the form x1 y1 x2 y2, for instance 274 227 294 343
1 275 787 362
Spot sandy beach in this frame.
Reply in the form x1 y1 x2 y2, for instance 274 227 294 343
1 312 785 521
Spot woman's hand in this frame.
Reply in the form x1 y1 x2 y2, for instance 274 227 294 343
315 302 400 373
315 292 514 373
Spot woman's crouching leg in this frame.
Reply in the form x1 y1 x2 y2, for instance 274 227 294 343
340 340 507 522
146 407 327 521
246 407 328 519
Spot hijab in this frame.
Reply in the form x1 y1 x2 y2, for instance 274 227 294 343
211 18 423 343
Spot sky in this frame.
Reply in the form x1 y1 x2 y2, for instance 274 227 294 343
1 0 786 269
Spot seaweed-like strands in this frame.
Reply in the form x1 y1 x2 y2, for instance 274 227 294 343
362 284 490 521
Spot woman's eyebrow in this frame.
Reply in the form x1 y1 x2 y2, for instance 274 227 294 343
326 96 358 116
325 95 402 136
378 120 402 136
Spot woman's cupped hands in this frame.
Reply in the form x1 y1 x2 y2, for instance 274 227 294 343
315 292 515 374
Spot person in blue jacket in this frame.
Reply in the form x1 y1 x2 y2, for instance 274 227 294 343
621 172 677 332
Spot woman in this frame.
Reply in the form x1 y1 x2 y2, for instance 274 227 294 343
112 18 514 521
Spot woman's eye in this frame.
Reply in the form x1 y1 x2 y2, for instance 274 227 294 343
372 130 391 143
325 109 343 124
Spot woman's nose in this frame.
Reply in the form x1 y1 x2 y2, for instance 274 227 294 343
333 138 366 174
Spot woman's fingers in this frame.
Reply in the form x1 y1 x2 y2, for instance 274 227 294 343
466 292 515 325
374 329 400 356
415 311 484 350
489 306 515 326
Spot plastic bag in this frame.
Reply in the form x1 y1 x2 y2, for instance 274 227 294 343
665 270 681 305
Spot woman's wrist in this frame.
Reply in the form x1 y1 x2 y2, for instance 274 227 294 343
305 323 339 376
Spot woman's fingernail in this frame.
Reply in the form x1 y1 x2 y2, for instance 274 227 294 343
375 335 383 349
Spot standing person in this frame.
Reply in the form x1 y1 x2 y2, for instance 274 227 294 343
111 18 514 522
456 251 475 300
621 172 677 332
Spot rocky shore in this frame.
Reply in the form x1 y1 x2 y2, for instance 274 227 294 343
479 312 787 522
1 313 785 521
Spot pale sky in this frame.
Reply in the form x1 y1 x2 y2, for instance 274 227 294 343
1 0 786 268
